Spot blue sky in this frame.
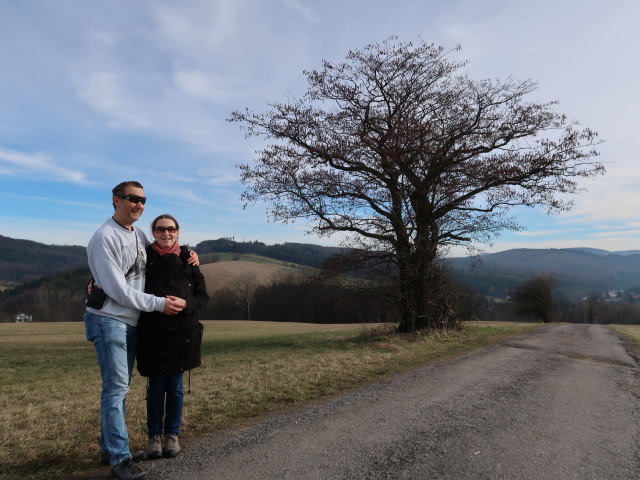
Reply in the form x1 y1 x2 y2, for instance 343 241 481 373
0 0 638 255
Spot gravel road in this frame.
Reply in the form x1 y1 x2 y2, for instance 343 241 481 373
136 324 640 479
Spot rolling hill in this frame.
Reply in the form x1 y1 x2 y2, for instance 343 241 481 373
0 234 86 284
2 233 640 321
199 260 305 295
0 235 335 286
449 248 640 300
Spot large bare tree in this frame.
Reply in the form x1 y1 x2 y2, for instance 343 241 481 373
230 38 604 333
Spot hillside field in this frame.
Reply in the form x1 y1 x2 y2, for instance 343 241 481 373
199 259 306 294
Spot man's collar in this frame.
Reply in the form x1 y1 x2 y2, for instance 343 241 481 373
112 216 133 231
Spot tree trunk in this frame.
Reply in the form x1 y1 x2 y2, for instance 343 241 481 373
396 237 439 333
396 262 417 333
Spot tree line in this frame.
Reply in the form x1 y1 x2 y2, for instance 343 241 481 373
0 267 89 323
476 275 640 325
200 271 397 324
196 238 338 268
3 263 640 326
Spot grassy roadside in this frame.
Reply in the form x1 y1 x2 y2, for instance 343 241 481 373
0 320 539 480
607 324 640 343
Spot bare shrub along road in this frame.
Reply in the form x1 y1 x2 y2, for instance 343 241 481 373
144 324 640 479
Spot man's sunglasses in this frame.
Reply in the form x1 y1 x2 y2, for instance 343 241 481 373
154 226 178 233
117 194 147 205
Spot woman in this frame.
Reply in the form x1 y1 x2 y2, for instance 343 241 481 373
136 214 209 459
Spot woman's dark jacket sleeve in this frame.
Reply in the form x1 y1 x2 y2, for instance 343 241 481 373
136 246 209 377
180 249 209 314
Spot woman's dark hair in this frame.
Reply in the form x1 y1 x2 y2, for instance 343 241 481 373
151 214 180 232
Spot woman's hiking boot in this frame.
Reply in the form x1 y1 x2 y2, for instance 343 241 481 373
146 435 163 459
164 434 181 458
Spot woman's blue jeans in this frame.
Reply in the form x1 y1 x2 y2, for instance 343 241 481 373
147 373 184 437
84 312 137 466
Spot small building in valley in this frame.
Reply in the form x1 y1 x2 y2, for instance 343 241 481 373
14 313 33 323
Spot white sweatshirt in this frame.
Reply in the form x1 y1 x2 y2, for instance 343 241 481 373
86 217 165 326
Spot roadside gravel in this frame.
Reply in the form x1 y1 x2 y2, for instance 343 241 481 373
138 324 640 479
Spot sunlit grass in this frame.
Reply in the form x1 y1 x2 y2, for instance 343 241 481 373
0 320 539 480
607 324 640 343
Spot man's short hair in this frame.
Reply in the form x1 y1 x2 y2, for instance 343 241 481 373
112 181 143 209
112 181 143 198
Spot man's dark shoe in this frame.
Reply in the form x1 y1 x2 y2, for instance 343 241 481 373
111 458 146 480
132 451 148 462
101 451 147 466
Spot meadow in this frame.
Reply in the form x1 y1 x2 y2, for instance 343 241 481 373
0 320 541 480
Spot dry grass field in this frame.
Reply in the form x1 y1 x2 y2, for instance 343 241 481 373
0 320 542 479
199 260 301 294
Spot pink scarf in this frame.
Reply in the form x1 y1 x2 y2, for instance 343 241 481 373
151 241 180 256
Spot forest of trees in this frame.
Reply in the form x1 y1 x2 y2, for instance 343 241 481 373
200 271 397 324
0 267 89 323
195 238 339 267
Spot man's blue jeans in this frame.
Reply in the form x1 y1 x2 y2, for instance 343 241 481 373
84 312 137 466
147 373 184 436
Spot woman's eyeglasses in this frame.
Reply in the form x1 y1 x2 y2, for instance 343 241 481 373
154 226 178 233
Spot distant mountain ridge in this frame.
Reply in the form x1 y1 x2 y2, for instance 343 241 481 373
0 235 341 285
0 235 86 283
449 248 640 300
1 235 639 302
568 247 640 256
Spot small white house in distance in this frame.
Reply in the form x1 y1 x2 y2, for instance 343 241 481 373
14 313 33 323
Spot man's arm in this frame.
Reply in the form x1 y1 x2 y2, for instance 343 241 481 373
89 234 165 313
141 227 199 266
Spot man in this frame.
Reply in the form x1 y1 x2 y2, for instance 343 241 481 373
84 181 188 480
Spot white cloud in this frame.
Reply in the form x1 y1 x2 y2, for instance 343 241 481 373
281 0 321 23
86 29 118 48
159 172 197 183
168 188 221 208
0 147 88 184
75 71 152 128
173 70 230 102
153 0 241 54
514 228 585 238
590 229 640 238
0 192 103 209
207 174 238 186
